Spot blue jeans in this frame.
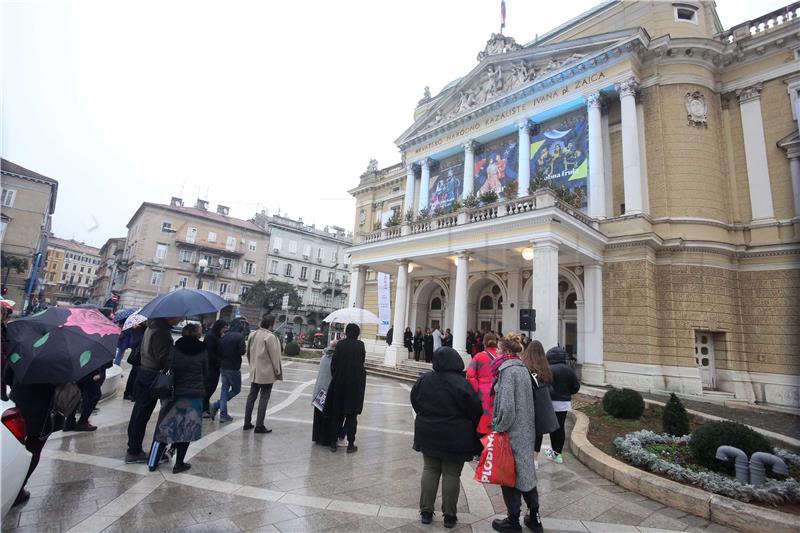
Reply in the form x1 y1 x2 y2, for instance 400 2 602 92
214 369 241 417
114 347 124 366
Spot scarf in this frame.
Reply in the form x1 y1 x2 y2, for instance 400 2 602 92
489 353 520 403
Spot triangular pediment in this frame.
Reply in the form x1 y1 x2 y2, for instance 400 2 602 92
778 129 800 158
396 28 645 148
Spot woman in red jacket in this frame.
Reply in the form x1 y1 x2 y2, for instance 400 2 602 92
465 332 498 436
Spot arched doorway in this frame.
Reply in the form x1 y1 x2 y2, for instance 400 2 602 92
410 278 449 332
468 274 507 334
520 268 584 358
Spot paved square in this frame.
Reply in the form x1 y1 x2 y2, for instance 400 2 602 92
2 361 737 532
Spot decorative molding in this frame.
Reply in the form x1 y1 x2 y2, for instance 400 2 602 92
476 33 524 61
586 92 602 108
684 91 708 127
615 76 640 98
736 83 763 104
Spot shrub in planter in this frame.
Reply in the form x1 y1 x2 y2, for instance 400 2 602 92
405 208 415 223
689 421 773 473
284 341 301 356
479 190 498 205
602 388 645 419
463 193 479 208
502 181 518 199
450 199 462 212
662 393 690 436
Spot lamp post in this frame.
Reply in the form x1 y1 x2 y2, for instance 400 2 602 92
197 258 208 289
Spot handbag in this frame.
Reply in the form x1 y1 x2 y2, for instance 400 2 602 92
531 373 560 435
149 351 174 400
126 345 141 366
473 431 516 486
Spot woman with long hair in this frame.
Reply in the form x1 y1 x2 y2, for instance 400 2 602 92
466 332 498 436
490 333 543 533
520 340 559 468
541 346 580 465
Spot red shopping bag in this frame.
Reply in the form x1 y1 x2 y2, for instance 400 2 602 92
473 431 516 486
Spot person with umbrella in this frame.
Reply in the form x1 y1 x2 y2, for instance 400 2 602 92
323 323 366 453
4 307 119 506
112 307 139 366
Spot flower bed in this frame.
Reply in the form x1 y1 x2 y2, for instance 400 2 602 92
614 430 800 505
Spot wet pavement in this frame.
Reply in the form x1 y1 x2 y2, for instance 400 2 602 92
3 360 738 532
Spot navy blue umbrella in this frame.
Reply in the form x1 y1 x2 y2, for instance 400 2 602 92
139 288 229 319
112 307 139 324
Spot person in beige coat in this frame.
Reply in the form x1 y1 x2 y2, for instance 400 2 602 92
243 314 283 433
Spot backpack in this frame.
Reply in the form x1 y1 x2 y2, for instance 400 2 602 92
45 382 82 435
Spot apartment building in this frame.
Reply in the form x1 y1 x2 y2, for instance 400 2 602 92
90 237 127 306
42 237 102 305
0 159 59 311
118 198 269 309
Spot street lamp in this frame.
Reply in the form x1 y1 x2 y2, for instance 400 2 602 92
197 258 208 289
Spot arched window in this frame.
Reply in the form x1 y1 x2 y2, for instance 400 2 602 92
431 297 442 310
565 293 577 310
480 295 494 310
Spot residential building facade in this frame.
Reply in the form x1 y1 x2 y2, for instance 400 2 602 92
91 237 127 306
42 237 102 305
118 198 269 309
0 159 59 311
348 1 800 407
251 211 353 334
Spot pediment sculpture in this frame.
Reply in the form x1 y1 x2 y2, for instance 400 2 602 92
477 33 523 61
426 52 587 129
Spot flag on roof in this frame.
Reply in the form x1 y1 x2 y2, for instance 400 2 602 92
501 0 507 31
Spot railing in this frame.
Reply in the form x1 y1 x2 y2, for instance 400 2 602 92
717 2 799 44
356 189 595 244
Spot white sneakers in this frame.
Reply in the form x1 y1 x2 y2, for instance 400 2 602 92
336 437 348 447
544 448 564 464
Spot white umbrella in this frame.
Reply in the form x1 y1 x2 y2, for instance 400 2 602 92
323 307 381 325
122 309 147 331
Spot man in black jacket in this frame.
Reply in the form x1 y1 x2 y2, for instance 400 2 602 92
210 320 246 422
125 317 181 463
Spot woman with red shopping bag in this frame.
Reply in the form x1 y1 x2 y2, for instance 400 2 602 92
489 333 543 533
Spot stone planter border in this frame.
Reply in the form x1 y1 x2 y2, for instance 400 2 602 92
568 410 800 533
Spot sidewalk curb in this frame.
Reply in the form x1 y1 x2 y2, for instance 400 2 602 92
568 410 800 533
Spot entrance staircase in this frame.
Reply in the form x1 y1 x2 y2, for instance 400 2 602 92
363 355 431 383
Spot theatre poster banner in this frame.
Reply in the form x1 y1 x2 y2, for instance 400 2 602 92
530 114 588 208
377 272 391 335
473 134 519 195
428 156 464 213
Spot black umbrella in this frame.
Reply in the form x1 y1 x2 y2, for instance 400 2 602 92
6 307 120 384
139 288 229 319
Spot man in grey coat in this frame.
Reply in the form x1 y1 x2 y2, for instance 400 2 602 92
491 334 543 533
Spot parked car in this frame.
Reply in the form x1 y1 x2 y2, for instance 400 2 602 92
2 399 31 517
171 319 201 334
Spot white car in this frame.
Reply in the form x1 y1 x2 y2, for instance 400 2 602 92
1 398 32 517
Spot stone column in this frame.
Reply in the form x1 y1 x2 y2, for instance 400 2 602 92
418 158 432 211
462 141 476 199
790 156 800 218
385 260 409 367
404 164 416 217
452 252 470 362
587 93 606 218
601 105 614 216
575 299 585 365
517 121 531 198
348 266 365 308
503 269 521 331
736 84 775 222
531 239 559 350
616 77 645 215
582 263 605 385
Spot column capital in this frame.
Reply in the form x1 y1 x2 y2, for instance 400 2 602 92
351 265 365 274
455 251 472 260
463 140 479 153
582 261 604 270
420 157 434 170
615 77 640 98
586 92 603 109
395 259 409 267
530 237 560 251
406 163 417 175
736 83 763 104
516 119 533 133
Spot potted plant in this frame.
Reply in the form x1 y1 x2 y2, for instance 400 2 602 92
404 208 415 223
479 190 498 205
385 214 401 227
433 206 445 217
415 207 430 222
372 221 381 231
450 199 462 212
528 176 548 195
463 193 479 208
502 181 518 200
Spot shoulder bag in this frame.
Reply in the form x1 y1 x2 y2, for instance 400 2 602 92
149 350 174 400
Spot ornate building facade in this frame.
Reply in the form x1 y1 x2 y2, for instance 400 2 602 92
348 1 800 407
42 236 101 306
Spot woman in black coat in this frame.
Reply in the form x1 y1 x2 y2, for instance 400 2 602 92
411 347 482 528
202 319 227 416
423 328 434 363
323 323 366 453
413 327 424 361
148 323 207 473
403 327 413 355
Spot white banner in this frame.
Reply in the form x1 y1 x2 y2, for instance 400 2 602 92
377 272 391 335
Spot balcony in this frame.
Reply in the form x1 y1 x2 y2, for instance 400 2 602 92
357 189 595 244
717 2 799 44
175 240 244 258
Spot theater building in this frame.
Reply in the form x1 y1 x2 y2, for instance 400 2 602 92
347 1 800 407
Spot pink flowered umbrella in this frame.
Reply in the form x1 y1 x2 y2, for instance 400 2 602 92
6 307 120 384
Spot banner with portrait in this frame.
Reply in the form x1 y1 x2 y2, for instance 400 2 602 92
529 115 588 208
428 158 464 213
473 134 519 195
377 272 391 335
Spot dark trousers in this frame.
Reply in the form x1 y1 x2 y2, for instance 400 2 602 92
19 435 48 495
534 410 568 453
124 365 139 399
331 414 357 444
148 441 189 469
78 378 103 422
127 368 158 455
203 364 220 413
414 349 421 361
501 485 539 520
244 383 273 427
420 454 464 516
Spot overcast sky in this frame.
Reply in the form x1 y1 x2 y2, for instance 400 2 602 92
2 0 788 248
